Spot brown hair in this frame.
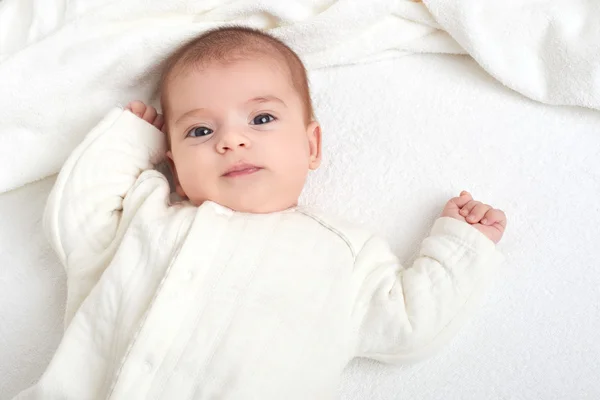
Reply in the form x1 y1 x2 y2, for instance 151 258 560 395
159 26 314 147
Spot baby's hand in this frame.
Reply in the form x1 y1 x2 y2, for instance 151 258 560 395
441 191 506 244
125 100 164 131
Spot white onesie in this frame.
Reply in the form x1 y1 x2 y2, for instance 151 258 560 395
14 108 503 400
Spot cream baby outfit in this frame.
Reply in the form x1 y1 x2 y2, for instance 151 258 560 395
15 108 503 400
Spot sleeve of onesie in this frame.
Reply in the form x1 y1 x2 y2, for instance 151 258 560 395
353 216 504 363
44 107 168 324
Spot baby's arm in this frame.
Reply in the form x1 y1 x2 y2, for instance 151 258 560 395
353 210 504 363
44 103 166 324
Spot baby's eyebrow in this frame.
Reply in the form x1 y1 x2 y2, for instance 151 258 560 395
175 108 208 125
247 95 287 107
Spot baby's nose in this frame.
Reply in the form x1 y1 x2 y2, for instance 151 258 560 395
218 130 250 151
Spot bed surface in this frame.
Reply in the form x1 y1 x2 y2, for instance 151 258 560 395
2 53 599 399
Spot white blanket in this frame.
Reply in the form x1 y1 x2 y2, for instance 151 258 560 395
2 0 600 398
424 0 600 111
2 0 600 194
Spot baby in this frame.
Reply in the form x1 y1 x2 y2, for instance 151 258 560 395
15 27 506 399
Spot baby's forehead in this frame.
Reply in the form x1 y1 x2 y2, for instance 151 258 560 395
165 56 300 104
171 52 294 85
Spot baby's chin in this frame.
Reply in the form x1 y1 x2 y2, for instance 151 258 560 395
189 195 297 214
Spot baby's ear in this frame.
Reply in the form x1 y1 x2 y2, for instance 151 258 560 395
306 121 322 170
166 151 187 198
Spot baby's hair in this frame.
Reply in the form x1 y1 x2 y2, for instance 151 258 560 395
159 26 314 147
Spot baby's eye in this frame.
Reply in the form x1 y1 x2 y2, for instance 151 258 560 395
187 126 213 138
251 113 275 125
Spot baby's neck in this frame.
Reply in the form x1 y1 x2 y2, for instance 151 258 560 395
200 199 298 215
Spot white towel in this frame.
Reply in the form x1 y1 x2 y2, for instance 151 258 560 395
2 0 599 195
424 0 600 111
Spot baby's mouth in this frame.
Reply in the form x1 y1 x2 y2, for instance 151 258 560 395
222 163 262 178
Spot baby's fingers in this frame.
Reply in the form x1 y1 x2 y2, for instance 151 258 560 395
481 209 507 227
142 105 157 124
466 202 491 223
459 200 480 217
126 100 146 117
450 191 473 208
153 114 164 131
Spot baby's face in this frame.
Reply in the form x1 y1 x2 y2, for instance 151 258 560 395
165 57 321 213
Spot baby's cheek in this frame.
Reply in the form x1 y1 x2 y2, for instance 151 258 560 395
176 157 208 192
274 145 302 170
281 148 311 186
